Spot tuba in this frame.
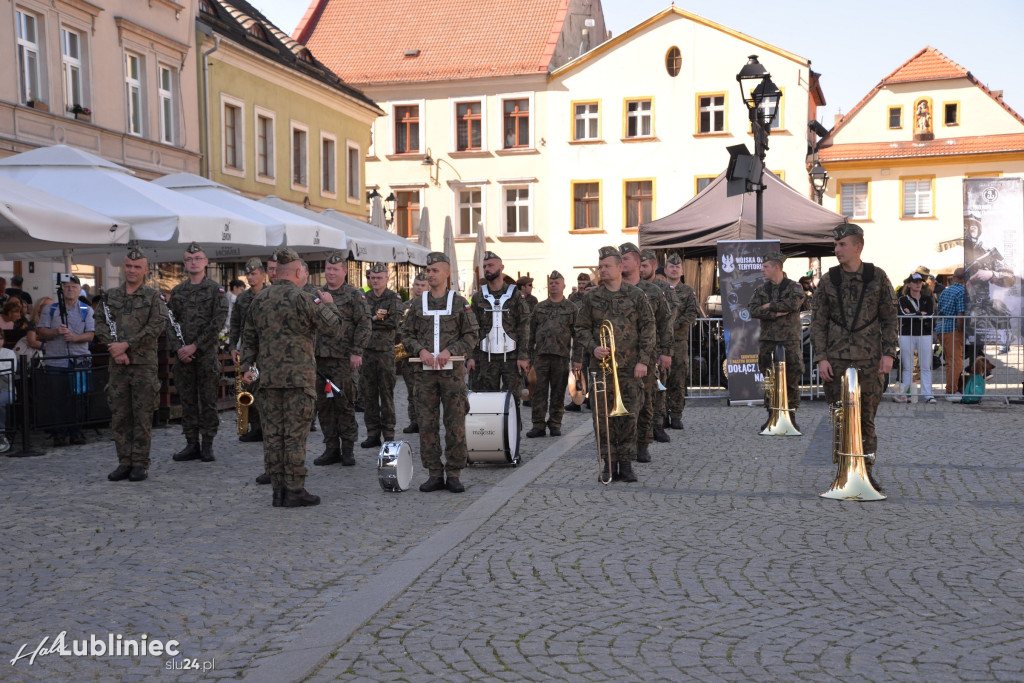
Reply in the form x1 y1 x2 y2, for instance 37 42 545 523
591 320 630 484
820 367 886 501
236 363 255 436
761 344 801 436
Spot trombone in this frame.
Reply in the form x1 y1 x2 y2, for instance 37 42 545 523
591 320 630 484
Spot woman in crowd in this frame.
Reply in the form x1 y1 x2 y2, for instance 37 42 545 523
896 271 936 403
23 296 54 354
0 298 33 351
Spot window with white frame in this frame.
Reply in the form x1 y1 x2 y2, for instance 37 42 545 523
291 123 308 188
125 52 144 136
839 181 868 219
502 97 530 148
502 186 531 235
346 142 360 201
61 28 84 113
457 188 482 236
158 66 175 144
223 99 243 171
574 102 599 141
902 179 932 218
394 104 420 154
626 99 652 138
697 94 725 133
455 101 483 151
256 110 275 180
321 133 337 196
17 10 43 104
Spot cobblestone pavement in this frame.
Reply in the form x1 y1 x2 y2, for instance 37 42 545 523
2 385 1023 681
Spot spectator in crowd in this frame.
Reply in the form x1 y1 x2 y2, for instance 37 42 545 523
936 268 967 400
24 296 54 354
798 276 815 312
4 274 33 306
225 278 245 336
0 327 15 453
895 272 936 403
0 276 6 300
80 284 91 305
1 298 33 351
929 274 945 298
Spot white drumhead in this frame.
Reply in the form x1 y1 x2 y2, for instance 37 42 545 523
505 393 519 463
395 441 413 491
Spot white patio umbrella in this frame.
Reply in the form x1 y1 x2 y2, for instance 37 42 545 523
470 220 487 297
443 216 460 293
417 206 432 250
261 197 405 263
0 145 266 261
321 208 429 266
369 194 387 230
152 173 346 252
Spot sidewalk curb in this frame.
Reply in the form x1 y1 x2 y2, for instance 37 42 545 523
242 421 593 683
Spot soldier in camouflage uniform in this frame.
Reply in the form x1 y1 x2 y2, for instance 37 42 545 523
242 248 341 507
640 249 683 438
359 263 403 448
400 252 479 493
401 271 429 433
565 273 592 413
747 251 806 432
96 247 168 482
168 243 229 463
467 251 530 405
229 257 267 442
307 252 370 468
662 252 699 429
517 276 539 315
574 246 656 483
526 271 576 438
620 243 673 462
811 224 898 490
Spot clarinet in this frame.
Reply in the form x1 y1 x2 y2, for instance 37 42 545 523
166 307 187 347
101 297 118 342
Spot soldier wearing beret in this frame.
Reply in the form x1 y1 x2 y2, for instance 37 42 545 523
662 252 699 429
639 249 683 438
747 251 806 432
168 242 229 464
400 271 430 434
95 246 168 482
230 257 267 442
811 224 898 491
517 276 539 315
568 273 591 307
359 263 403 448
526 271 576 438
573 246 655 483
242 248 341 507
400 252 479 493
620 243 673 461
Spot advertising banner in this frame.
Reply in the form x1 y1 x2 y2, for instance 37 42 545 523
963 178 1023 344
718 239 780 405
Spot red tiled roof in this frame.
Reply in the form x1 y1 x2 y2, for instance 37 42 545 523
293 0 573 85
818 133 1024 163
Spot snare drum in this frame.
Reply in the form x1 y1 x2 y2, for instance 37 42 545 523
377 441 414 491
466 391 520 466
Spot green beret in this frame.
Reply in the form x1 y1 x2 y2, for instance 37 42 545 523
549 271 564 280
665 253 683 265
414 271 428 281
831 223 864 240
126 245 147 261
369 262 388 274
762 251 786 265
185 241 204 254
598 246 621 260
483 250 501 261
326 250 346 264
640 249 657 261
427 252 449 265
619 242 640 257
273 247 300 264
243 257 264 274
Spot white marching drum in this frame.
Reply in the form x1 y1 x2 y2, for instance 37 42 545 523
466 391 520 466
377 441 414 492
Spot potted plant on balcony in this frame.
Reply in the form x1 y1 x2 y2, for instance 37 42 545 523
68 103 92 122
27 98 48 112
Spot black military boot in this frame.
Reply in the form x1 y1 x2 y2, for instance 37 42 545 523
108 464 132 481
200 436 215 462
419 475 446 492
272 486 285 507
239 425 263 442
283 488 321 507
361 435 382 449
314 445 342 466
340 441 356 466
172 439 200 462
618 461 638 483
446 476 465 493
670 417 684 430
759 411 772 433
565 402 581 412
636 443 651 463
653 424 671 443
255 472 271 485
526 426 546 438
549 426 561 436
866 463 884 493
128 466 148 482
403 423 419 434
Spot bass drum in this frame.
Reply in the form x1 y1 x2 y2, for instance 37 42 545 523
377 441 414 491
466 390 520 466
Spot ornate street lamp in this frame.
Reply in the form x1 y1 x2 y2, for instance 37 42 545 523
809 160 829 205
736 55 782 239
367 188 397 227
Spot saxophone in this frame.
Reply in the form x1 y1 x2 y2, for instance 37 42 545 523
236 363 255 436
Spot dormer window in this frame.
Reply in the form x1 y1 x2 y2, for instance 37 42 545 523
199 0 216 15
298 48 314 64
247 22 267 41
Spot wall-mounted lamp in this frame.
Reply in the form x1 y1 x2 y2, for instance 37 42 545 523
367 188 397 227
422 147 461 187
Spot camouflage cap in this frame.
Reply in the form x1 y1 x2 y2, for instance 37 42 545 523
413 271 428 281
665 252 683 265
831 223 864 240
640 249 658 261
598 246 621 260
914 265 931 277
326 250 346 264
368 262 389 274
126 245 147 261
273 247 300 264
763 251 786 264
427 252 449 265
549 270 564 280
483 250 501 262
577 272 591 282
185 241 204 254
619 242 640 257
243 257 264 274
516 276 533 286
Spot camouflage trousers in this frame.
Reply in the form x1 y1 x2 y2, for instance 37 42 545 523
105 364 160 468
823 358 885 457
590 370 644 462
173 352 221 439
758 340 803 412
402 366 419 426
471 352 523 403
360 349 396 439
666 339 690 419
531 354 570 429
257 387 315 490
316 357 357 446
637 371 660 446
413 365 469 477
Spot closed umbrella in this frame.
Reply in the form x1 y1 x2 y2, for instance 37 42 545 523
417 206 431 250
369 194 387 230
470 220 487 297
443 216 459 293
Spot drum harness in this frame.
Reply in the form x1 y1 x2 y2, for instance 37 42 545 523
422 290 456 356
479 284 518 360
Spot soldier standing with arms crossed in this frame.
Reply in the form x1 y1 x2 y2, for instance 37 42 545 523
811 224 898 491
168 243 228 464
574 247 655 483
400 252 479 493
401 271 429 434
312 252 370 467
662 253 698 429
360 263 403 448
526 271 576 438
96 247 168 482
467 251 530 404
242 248 341 507
747 251 806 432
620 243 673 462
230 257 267 442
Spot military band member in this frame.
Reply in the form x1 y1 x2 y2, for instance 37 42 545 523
574 246 655 483
517 276 539 315
527 271 576 438
401 271 430 433
640 249 679 440
359 263 402 448
96 246 168 482
311 251 370 468
662 252 699 429
168 242 228 464
620 243 673 462
566 272 593 413
242 248 341 507
229 257 267 442
400 252 479 493
811 224 898 491
747 251 806 432
467 251 530 402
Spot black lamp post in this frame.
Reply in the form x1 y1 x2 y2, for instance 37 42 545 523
809 160 829 205
367 188 397 228
736 55 781 240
